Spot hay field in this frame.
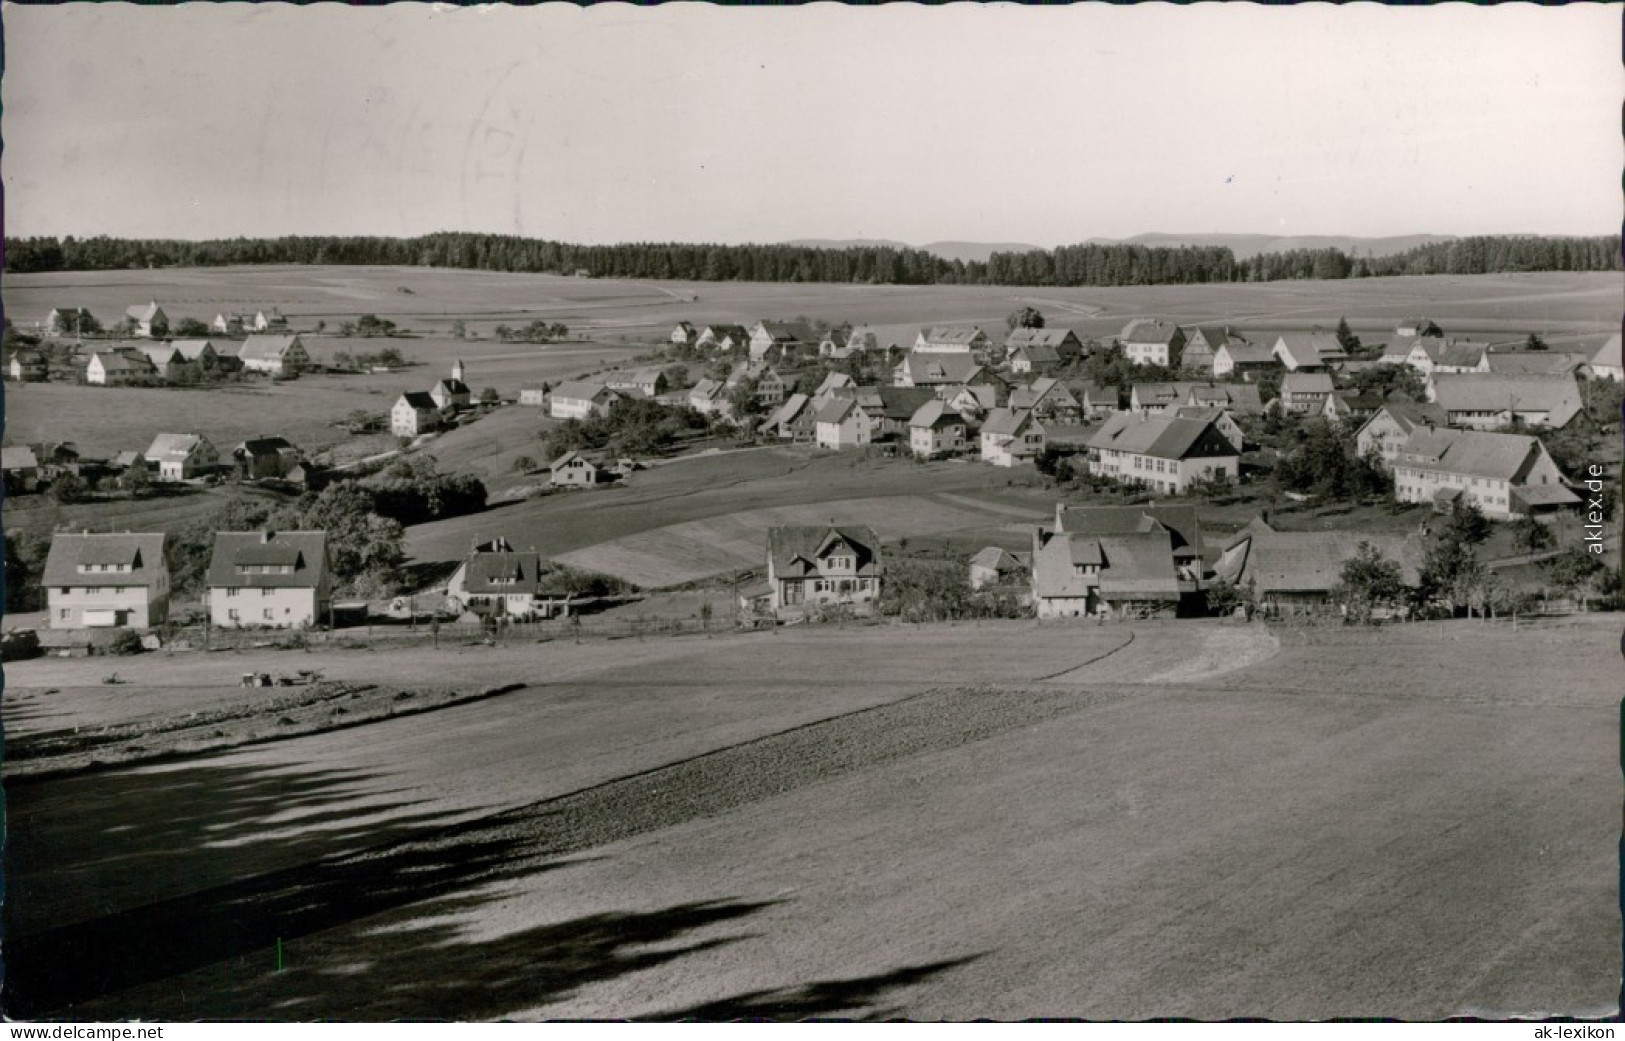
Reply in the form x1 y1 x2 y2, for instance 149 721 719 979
5 617 1615 1019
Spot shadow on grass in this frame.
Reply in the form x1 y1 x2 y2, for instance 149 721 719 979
641 955 984 1022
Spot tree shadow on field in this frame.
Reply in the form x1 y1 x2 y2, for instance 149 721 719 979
641 955 985 1022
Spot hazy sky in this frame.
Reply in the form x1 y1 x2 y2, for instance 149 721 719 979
4 2 1620 245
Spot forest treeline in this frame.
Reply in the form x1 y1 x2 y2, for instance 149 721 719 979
4 232 1617 286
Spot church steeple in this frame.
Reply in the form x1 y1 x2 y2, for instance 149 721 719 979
452 358 466 382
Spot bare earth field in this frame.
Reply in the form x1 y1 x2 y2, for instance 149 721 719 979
4 617 1617 1020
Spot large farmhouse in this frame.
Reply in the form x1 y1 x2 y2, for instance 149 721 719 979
1029 503 1201 618
1215 518 1427 616
145 431 219 482
44 532 171 629
1392 427 1578 520
237 334 309 376
1427 374 1585 431
1119 319 1186 368
446 537 570 620
1086 413 1239 494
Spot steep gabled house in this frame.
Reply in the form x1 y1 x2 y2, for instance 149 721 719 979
1180 326 1251 377
2 445 41 493
688 378 732 419
1031 503 1194 617
1270 371 1336 415
727 361 788 407
980 407 1045 467
1185 382 1264 415
1353 399 1448 467
1320 391 1385 426
208 530 331 629
749 321 817 361
1004 328 1083 373
144 431 219 482
915 325 993 361
1174 406 1245 452
1272 332 1345 372
815 395 872 450
446 537 571 620
893 350 989 389
969 547 1030 591
392 391 442 436
237 334 309 376
549 379 622 420
45 532 171 629
550 450 610 487
762 525 884 619
697 324 751 353
1585 333 1622 382
1392 427 1578 520
1086 412 1239 493
1062 379 1120 420
762 393 817 443
125 301 170 338
1211 339 1278 380
1119 319 1186 368
605 367 670 399
1007 377 1081 423
86 348 157 386
8 348 48 382
233 436 301 481
908 399 969 459
670 321 698 347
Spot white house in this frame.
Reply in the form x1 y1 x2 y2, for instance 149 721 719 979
549 380 621 420
237 334 309 376
86 349 156 386
1586 333 1622 382
1085 412 1239 494
815 396 872 449
980 407 1045 467
392 391 442 436
125 302 169 338
1391 427 1578 520
446 537 570 620
208 530 331 629
760 525 884 620
908 399 968 459
1119 319 1186 368
144 431 219 482
44 532 171 629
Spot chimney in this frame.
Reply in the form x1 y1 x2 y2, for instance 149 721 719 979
260 530 272 544
1055 502 1067 529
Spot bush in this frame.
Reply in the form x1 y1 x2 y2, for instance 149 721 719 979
108 630 145 656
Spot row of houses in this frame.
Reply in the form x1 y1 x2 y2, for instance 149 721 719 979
2 430 308 494
51 334 311 386
43 304 288 340
41 529 329 630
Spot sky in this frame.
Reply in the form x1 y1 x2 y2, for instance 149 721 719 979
3 2 1620 246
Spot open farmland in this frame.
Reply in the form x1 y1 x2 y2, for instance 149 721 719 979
4 616 1615 1019
404 447 1054 579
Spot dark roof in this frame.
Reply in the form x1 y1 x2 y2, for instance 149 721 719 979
1088 412 1235 461
1055 503 1203 557
767 525 883 577
237 436 296 458
877 386 938 420
43 532 168 589
1120 319 1182 345
1216 528 1426 594
460 550 554 595
238 334 303 362
1394 428 1543 481
399 391 437 409
1430 374 1583 426
207 531 328 589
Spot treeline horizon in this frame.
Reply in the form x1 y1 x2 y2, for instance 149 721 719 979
4 232 1618 286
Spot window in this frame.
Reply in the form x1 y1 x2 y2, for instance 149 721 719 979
263 608 275 620
59 609 69 619
227 587 241 597
262 588 274 597
115 587 126 594
228 608 240 621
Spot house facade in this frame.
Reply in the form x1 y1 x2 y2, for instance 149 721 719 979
208 530 331 629
8 349 48 382
980 408 1045 467
1353 401 1447 467
915 325 992 361
86 349 156 386
125 302 169 338
763 393 818 443
44 532 171 629
550 451 609 487
969 547 1029 591
237 334 309 376
1271 372 1336 415
749 321 816 361
392 391 442 436
1586 333 1622 381
908 400 968 458
1215 519 1427 616
1428 374 1584 431
1030 506 1185 619
145 431 219 482
549 380 621 420
1086 413 1239 494
1391 427 1578 520
815 396 872 449
763 525 883 620
606 367 670 399
1211 340 1278 379
233 437 301 480
1119 319 1186 368
1272 332 1345 371
446 537 569 620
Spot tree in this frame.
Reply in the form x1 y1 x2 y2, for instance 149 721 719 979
1335 541 1406 623
50 472 86 504
173 317 209 337
1508 516 1554 556
1205 577 1252 617
479 387 500 405
451 320 467 339
355 314 397 338
725 376 764 421
1006 307 1045 331
1334 316 1361 355
121 457 153 499
1440 498 1491 546
494 325 513 342
1524 333 1548 351
1540 547 1607 610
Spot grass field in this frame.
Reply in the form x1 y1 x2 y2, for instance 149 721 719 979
4 616 1615 1019
404 447 1056 580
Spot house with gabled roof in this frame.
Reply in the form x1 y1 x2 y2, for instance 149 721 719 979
393 391 442 436
213 312 251 335
1007 377 1081 423
208 530 330 629
45 532 171 629
909 399 969 459
1354 398 1448 467
697 324 751 352
605 367 670 399
138 343 189 381
237 334 309 376
762 524 884 619
869 386 938 439
125 301 169 338
1062 379 1119 420
1184 382 1263 415
251 309 288 332
1428 374 1586 431
2 444 41 493
1004 328 1083 372
749 320 817 361
814 395 872 450
446 537 570 620
1272 332 1345 372
915 325 992 360
893 350 989 389
1215 518 1427 616
1129 381 1206 415
1051 502 1206 589
762 393 817 443
549 379 622 420
1180 326 1250 377
670 321 698 347
1270 371 1336 415
550 450 610 487
86 348 157 386
1585 333 1621 382
944 382 1001 420
1320 391 1386 426
1174 406 1245 452
688 378 732 419
233 436 301 481
8 348 48 382
1119 319 1186 368
1423 341 1492 375
980 408 1045 467
1031 502 1193 617
1211 339 1278 379
145 431 219 482
169 338 221 368
811 371 856 405
727 361 789 407
969 547 1030 591
1392 427 1577 520
1086 412 1239 494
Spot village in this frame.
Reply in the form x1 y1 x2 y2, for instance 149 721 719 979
2 295 1619 656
